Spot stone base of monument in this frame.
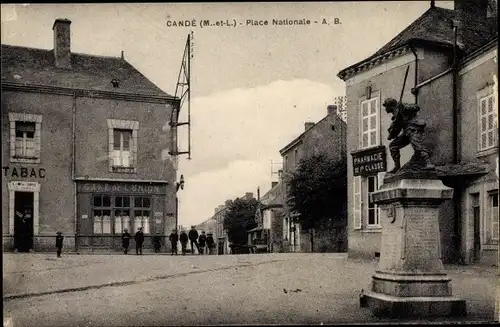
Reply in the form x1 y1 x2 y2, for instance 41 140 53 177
362 173 466 318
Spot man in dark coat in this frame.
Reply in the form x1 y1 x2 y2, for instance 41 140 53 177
55 231 64 258
188 226 199 254
198 231 207 255
179 230 188 255
169 229 179 255
152 232 162 253
121 228 131 254
135 227 144 255
206 232 215 255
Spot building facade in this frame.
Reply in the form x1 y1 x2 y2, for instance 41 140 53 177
337 0 498 264
214 203 230 254
2 19 179 252
279 105 347 253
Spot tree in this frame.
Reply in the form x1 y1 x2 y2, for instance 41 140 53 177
223 197 258 245
286 153 347 252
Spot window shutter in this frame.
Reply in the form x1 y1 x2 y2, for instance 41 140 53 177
353 176 362 230
375 97 380 146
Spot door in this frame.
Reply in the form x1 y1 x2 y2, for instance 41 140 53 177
472 193 481 262
14 191 34 252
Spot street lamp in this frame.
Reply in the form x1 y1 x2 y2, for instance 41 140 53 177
175 174 184 235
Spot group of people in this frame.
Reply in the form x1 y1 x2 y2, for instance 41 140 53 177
119 225 215 255
54 226 216 257
168 225 215 255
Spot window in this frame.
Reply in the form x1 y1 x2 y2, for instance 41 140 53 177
107 119 139 173
284 155 288 172
114 196 131 234
294 149 299 166
487 191 499 243
93 195 111 234
112 129 132 167
367 176 380 227
359 97 380 149
353 172 384 230
15 122 36 158
478 93 497 151
9 113 42 163
134 197 151 234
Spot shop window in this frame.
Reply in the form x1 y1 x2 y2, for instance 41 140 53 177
9 113 42 164
114 196 131 234
93 195 111 234
367 176 379 227
134 196 151 234
487 191 499 243
478 93 497 152
359 97 380 149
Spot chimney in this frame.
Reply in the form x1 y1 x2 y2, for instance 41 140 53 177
272 181 278 188
53 19 72 69
304 122 315 131
430 0 435 8
257 187 260 201
327 105 337 116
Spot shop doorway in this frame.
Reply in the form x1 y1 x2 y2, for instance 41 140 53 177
472 193 481 262
14 191 34 252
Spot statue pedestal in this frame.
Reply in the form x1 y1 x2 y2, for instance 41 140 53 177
363 175 466 318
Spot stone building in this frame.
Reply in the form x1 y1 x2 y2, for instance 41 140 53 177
279 105 347 253
337 0 498 264
2 19 179 252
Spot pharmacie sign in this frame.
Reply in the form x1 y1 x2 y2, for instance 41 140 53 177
351 146 387 176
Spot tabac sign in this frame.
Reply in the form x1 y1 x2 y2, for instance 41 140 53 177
351 145 387 176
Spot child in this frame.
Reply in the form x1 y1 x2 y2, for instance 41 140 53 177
55 231 64 258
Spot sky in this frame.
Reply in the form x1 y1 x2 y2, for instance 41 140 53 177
1 1 454 227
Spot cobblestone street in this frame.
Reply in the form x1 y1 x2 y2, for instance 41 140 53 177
3 253 498 326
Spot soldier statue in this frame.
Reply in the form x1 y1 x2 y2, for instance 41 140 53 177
383 98 435 174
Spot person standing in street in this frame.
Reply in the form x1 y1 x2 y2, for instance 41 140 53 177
169 229 179 255
152 231 162 253
188 226 199 254
179 230 188 255
198 231 207 255
206 232 215 255
121 228 131 254
135 227 144 255
55 231 64 258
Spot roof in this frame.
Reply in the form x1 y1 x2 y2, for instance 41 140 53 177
1 44 173 98
338 6 498 80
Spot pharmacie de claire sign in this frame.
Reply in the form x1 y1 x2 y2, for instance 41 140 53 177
351 145 387 176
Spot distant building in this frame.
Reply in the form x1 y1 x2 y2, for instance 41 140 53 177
1 19 178 253
279 105 347 253
250 181 284 252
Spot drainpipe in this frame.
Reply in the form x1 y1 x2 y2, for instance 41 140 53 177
72 92 78 252
452 21 464 264
409 43 419 104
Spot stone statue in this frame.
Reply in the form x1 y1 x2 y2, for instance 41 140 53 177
383 98 434 174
